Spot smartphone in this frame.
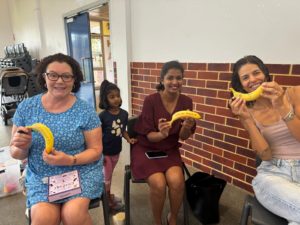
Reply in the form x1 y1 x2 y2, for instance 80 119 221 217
145 151 168 159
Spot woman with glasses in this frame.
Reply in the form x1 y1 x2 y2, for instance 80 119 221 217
9 53 103 225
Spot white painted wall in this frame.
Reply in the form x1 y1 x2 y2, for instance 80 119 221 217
130 0 300 64
7 0 100 59
0 0 14 58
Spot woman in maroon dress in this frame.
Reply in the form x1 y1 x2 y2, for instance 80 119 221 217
131 61 196 225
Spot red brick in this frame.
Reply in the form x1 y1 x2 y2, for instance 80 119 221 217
203 158 222 171
132 74 144 81
216 107 233 117
234 163 256 176
203 143 223 156
266 64 290 74
198 120 214 129
198 71 218 80
238 129 249 139
224 151 247 164
218 90 231 99
215 124 237 136
131 68 138 74
274 75 300 86
292 65 300 75
206 80 228 90
185 139 203 149
184 70 197 79
226 118 244 129
132 62 143 68
223 166 245 180
191 96 205 104
246 175 254 184
203 129 224 140
132 87 145 93
144 76 157 82
150 69 160 76
181 86 197 94
208 63 230 72
139 68 150 75
144 62 156 68
219 72 232 81
180 143 194 152
138 81 151 89
185 151 204 162
224 135 248 148
205 114 226 125
187 79 206 88
213 155 234 168
188 63 207 70
196 104 215 114
156 63 164 69
247 158 256 168
233 179 253 193
194 134 214 145
214 140 236 152
205 97 227 107
193 162 211 174
194 148 212 159
236 146 255 158
197 88 217 97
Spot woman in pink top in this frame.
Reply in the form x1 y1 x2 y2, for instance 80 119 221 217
229 55 300 225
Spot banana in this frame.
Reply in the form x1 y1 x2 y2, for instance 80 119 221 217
169 110 201 125
26 123 54 154
229 86 263 102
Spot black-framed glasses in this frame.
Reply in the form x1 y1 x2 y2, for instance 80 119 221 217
44 72 74 82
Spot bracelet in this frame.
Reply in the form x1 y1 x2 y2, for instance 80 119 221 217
282 106 295 123
72 155 77 165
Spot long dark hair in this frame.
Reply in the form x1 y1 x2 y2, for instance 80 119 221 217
36 53 83 93
156 60 184 91
99 80 122 110
231 55 271 93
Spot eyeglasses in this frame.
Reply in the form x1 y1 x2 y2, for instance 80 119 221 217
44 72 74 82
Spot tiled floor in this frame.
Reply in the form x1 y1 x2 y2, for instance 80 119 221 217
0 119 249 225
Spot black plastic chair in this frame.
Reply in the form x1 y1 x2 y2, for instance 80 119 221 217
240 157 288 225
123 116 190 225
28 182 110 225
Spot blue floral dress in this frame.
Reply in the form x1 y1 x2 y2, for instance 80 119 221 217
13 94 103 208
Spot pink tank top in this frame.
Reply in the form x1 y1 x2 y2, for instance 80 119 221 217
255 119 300 159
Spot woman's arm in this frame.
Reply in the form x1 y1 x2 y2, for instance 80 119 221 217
9 125 32 160
229 97 272 160
147 118 171 142
43 127 103 166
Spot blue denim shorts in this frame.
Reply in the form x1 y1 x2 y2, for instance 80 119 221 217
252 159 300 224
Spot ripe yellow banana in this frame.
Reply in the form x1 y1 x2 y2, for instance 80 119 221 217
229 86 263 102
169 110 201 125
26 123 54 154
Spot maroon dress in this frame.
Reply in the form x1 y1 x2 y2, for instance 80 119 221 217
131 92 195 179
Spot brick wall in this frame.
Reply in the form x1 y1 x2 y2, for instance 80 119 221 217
130 61 300 193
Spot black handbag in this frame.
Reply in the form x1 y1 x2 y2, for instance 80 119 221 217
184 166 227 225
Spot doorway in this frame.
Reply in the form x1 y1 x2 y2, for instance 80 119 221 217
65 3 110 112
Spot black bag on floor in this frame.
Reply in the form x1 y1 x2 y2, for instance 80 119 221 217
185 169 227 225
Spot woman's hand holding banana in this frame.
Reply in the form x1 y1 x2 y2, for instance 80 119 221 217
228 97 252 122
158 118 171 138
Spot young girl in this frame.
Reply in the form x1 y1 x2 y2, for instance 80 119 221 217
99 80 137 211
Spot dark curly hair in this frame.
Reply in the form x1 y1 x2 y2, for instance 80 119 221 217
156 60 184 91
99 80 122 110
35 53 83 93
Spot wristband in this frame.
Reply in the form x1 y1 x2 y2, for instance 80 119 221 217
282 106 295 123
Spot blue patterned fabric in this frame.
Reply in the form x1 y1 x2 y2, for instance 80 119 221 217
13 94 103 208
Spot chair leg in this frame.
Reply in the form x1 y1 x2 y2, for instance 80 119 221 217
28 208 31 225
240 195 252 225
102 185 111 225
124 165 131 225
183 190 190 225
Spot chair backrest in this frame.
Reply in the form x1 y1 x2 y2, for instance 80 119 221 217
255 155 262 168
127 116 139 139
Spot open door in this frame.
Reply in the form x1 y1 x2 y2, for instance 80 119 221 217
65 12 96 109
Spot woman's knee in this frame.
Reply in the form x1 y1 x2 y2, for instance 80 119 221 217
31 202 60 225
148 174 167 194
61 197 90 224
